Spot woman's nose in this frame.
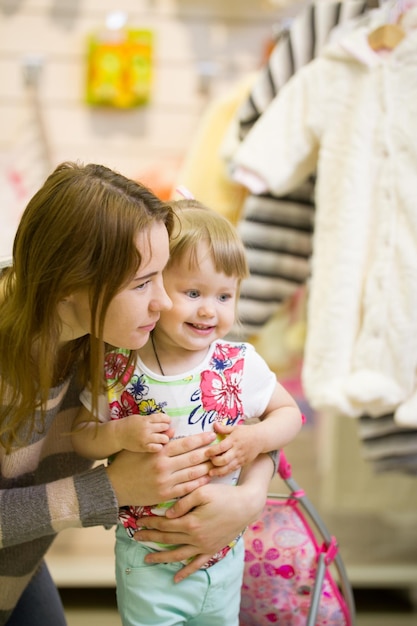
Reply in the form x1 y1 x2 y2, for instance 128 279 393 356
151 285 172 312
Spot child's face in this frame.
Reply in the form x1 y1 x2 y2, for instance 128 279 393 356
158 243 238 352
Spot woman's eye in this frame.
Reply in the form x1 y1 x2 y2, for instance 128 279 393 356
135 279 151 291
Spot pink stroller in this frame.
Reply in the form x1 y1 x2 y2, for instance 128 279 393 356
239 451 356 626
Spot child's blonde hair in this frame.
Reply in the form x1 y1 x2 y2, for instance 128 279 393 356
168 199 249 285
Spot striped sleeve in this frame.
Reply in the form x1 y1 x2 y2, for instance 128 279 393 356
237 0 368 137
0 465 117 549
229 0 368 336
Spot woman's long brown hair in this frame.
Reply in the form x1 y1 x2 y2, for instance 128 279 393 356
0 161 174 452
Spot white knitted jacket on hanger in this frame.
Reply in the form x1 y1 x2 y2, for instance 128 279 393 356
232 17 417 427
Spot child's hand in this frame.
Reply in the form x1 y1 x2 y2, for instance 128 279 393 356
205 422 260 478
117 412 173 453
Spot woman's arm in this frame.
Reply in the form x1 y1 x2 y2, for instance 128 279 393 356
0 432 216 548
132 453 274 582
0 464 118 549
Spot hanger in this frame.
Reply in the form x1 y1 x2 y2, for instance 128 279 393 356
368 22 405 49
367 0 406 50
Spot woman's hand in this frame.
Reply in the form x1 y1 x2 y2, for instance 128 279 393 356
106 431 216 507
133 453 274 582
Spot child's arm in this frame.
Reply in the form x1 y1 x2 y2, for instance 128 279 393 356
205 381 302 478
71 405 172 459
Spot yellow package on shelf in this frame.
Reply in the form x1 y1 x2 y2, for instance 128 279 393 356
86 15 153 108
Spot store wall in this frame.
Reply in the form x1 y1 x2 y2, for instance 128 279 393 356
0 0 293 189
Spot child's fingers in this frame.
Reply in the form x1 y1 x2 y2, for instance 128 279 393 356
212 422 234 435
149 412 171 424
153 421 171 433
146 442 165 452
209 448 233 467
145 432 171 452
205 437 232 458
209 457 242 477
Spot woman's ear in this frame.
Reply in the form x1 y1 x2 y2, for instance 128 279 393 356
60 294 74 303
57 295 78 342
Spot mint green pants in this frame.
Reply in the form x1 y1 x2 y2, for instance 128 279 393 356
115 524 244 626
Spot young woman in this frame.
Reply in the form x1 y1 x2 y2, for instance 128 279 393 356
0 162 276 626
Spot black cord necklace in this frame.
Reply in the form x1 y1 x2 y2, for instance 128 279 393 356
150 332 165 376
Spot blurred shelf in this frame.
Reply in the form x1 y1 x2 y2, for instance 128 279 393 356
46 525 417 591
46 526 116 587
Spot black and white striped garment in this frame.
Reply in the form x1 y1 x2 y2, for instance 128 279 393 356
237 180 315 337
358 415 417 475
234 0 368 337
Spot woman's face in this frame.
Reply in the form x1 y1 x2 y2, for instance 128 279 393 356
59 221 172 349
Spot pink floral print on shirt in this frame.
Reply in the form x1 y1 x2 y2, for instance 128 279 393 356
204 343 245 420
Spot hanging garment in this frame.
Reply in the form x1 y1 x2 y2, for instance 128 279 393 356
235 184 314 337
236 0 368 141
357 414 417 475
231 11 417 427
222 0 368 337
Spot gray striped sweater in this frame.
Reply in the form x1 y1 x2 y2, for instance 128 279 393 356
0 369 118 624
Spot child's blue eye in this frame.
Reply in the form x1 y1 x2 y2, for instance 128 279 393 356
219 294 231 302
186 290 200 298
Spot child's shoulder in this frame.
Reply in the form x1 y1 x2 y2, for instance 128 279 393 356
213 338 254 351
212 339 272 372
211 338 256 359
